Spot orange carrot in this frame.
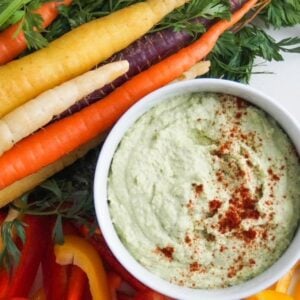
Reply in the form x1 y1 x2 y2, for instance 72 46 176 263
0 0 72 65
0 0 257 189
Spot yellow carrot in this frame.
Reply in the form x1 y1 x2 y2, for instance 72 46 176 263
0 61 128 155
0 134 105 208
0 0 189 118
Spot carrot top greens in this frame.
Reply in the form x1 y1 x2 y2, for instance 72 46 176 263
208 26 300 82
0 0 53 49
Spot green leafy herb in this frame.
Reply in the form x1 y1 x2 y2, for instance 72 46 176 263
207 25 300 82
153 0 231 35
259 0 300 28
11 147 99 245
0 219 26 270
21 7 48 49
0 0 31 28
0 0 54 49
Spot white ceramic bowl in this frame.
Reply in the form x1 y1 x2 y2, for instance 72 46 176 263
94 79 300 300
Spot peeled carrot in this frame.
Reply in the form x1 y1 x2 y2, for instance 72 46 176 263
0 135 104 207
0 0 257 190
0 0 73 65
0 0 189 118
0 61 128 155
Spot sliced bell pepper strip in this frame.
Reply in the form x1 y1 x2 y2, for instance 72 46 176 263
247 290 294 300
79 226 147 291
83 284 93 300
42 220 83 300
31 288 46 300
275 264 298 293
42 241 70 300
134 290 171 300
54 235 110 300
7 215 52 298
293 276 300 300
0 266 10 298
0 212 10 299
117 293 134 300
64 222 89 300
65 265 89 300
107 272 122 300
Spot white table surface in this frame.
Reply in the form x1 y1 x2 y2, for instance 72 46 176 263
250 25 300 123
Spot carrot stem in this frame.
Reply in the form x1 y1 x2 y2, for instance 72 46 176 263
0 0 257 190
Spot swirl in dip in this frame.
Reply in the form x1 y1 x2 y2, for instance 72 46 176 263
108 93 300 288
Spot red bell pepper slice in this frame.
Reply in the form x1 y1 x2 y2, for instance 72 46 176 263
7 215 52 298
0 212 10 299
42 241 70 300
83 283 93 300
42 221 88 300
117 292 134 300
134 291 171 300
0 268 10 299
65 265 89 300
107 272 122 300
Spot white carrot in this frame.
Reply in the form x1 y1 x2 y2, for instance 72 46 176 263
174 61 211 82
0 61 128 155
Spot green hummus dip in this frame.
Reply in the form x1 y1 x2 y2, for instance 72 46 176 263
108 93 300 288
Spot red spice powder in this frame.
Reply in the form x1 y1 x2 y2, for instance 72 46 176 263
268 168 280 181
220 245 228 252
219 185 260 234
236 98 249 109
185 234 192 245
235 112 242 119
190 262 201 272
209 199 222 214
227 266 237 278
157 246 174 260
214 142 232 157
246 160 253 167
186 199 193 209
192 183 204 196
242 229 257 242
219 209 241 233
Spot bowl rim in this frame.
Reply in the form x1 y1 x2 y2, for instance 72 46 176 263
94 78 300 300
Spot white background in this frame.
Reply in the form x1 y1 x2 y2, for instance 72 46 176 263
250 25 300 123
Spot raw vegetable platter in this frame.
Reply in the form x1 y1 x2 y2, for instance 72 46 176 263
0 0 299 299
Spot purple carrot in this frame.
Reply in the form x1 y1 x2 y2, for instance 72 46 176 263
53 0 244 121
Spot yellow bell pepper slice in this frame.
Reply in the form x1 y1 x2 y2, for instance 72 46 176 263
293 278 300 300
276 265 298 294
247 290 294 300
54 235 110 300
